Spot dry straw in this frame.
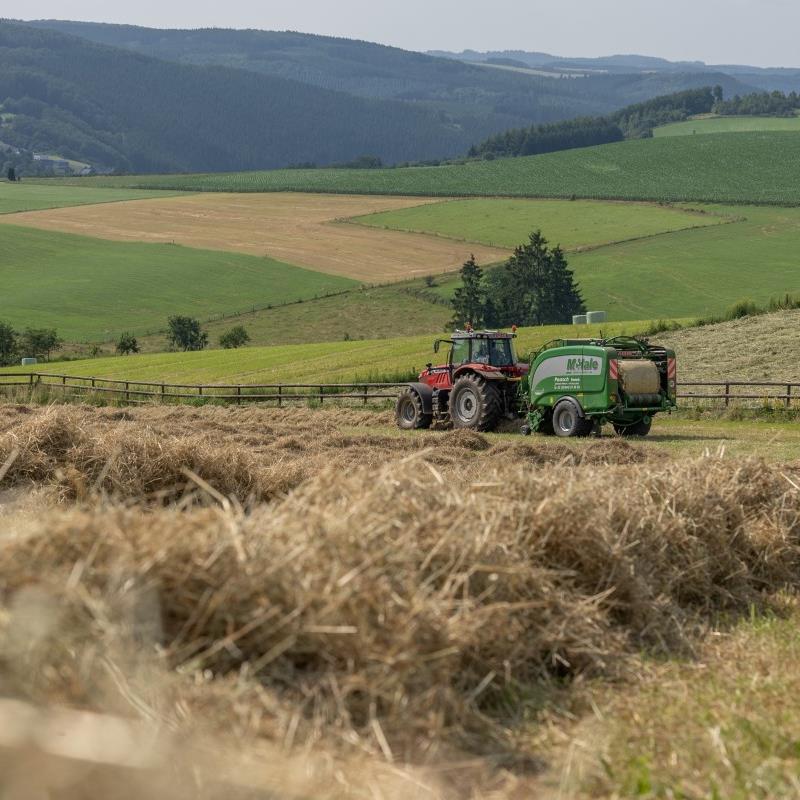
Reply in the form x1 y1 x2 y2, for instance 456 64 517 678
2 403 800 797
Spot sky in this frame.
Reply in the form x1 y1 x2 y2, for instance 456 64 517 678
8 0 800 68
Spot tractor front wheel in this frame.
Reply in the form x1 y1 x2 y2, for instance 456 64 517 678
552 401 592 438
450 375 501 432
395 389 432 430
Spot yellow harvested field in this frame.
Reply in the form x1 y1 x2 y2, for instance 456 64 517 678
1 192 509 282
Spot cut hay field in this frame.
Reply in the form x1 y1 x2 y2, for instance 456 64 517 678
0 320 666 384
0 224 356 342
657 307 800 382
355 197 728 249
39 132 800 204
4 403 800 798
655 114 800 137
2 191 506 282
0 181 180 213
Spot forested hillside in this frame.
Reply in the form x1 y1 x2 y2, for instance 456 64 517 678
0 22 493 173
22 21 756 150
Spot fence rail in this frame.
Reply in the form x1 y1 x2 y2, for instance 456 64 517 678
0 373 409 406
1 373 800 408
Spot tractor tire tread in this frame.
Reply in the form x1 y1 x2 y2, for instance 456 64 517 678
450 374 502 432
396 388 432 430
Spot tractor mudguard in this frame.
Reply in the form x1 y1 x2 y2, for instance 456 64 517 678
453 366 506 381
554 396 585 417
406 382 434 415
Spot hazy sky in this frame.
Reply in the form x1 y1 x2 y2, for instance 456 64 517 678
10 0 800 68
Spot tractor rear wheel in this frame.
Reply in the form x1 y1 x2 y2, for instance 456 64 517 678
395 388 432 430
450 375 502 432
552 401 592 438
614 418 652 437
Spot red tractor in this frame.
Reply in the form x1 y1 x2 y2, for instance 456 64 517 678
395 330 529 432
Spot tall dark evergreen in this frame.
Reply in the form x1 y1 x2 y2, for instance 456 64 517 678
451 255 486 328
486 231 585 326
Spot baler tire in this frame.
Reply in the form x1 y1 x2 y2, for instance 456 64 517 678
450 375 502 432
552 401 590 438
395 389 432 430
614 418 652 437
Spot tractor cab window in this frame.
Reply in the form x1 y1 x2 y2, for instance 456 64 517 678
489 339 514 367
472 338 491 364
451 338 470 366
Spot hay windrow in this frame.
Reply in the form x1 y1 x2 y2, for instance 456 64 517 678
0 404 652 502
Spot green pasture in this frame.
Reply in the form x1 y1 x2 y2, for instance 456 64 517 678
354 197 729 249
137 286 453 351
569 204 800 319
0 182 180 214
1 320 670 384
0 225 356 342
372 202 800 321
38 133 800 205
655 115 800 137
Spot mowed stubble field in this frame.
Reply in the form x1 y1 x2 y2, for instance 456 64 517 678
0 191 507 282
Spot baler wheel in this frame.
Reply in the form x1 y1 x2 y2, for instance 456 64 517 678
552 401 592 438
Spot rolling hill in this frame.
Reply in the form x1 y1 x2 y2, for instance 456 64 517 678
21 20 757 137
0 21 498 174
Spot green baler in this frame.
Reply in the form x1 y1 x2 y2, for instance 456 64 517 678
522 336 677 437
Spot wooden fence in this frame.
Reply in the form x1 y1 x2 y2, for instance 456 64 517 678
0 373 407 405
1 373 800 408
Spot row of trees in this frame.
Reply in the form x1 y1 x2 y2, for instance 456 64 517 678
713 90 800 117
0 322 62 366
469 87 720 158
451 231 585 329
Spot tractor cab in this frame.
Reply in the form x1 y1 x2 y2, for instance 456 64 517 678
429 330 527 382
396 330 528 432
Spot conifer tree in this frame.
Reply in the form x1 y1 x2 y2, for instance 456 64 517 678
451 255 485 329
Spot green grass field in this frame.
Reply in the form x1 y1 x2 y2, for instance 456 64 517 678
0 225 356 342
0 320 666 384
355 197 729 249
0 182 180 214
569 204 800 319
135 285 452 352
655 114 800 137
357 202 800 320
36 133 800 204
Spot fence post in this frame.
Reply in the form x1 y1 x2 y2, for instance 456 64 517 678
363 385 368 406
787 384 792 408
237 385 242 406
198 385 203 398
125 382 130 404
161 383 165 402
725 382 730 408
319 386 324 404
278 386 282 407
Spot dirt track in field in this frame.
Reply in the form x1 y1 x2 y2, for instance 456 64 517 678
1 192 509 282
